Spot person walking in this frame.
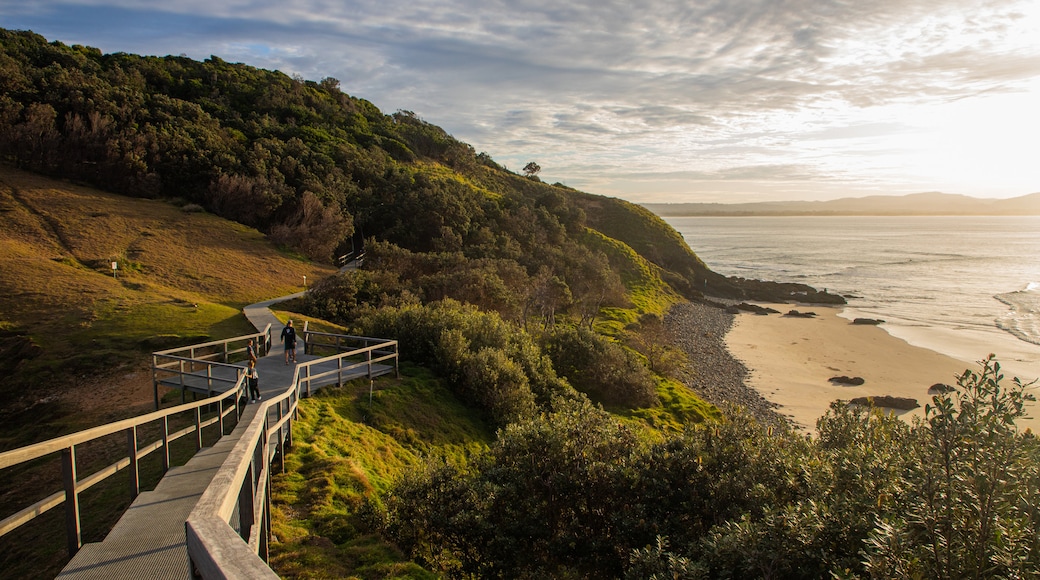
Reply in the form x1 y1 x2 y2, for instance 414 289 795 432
281 319 297 365
247 361 261 403
246 338 258 365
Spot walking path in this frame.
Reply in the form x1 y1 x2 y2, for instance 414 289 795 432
56 291 354 579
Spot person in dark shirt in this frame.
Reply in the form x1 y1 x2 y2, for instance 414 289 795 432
280 320 297 365
247 361 261 403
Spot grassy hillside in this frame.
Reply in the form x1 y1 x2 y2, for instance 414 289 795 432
0 166 336 445
270 367 491 578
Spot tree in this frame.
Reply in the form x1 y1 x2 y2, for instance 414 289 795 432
864 355 1040 579
522 161 541 178
626 313 686 377
269 191 353 261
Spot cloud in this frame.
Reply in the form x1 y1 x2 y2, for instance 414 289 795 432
3 0 1039 201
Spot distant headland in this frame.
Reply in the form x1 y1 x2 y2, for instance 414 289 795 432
643 191 1040 216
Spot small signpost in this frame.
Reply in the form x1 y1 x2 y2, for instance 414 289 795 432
111 261 118 278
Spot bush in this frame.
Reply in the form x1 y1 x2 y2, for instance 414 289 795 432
357 300 569 426
544 325 659 408
863 355 1040 579
385 398 642 577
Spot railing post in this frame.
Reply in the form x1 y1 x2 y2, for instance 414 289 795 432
262 450 272 562
277 404 285 474
162 415 171 473
237 462 255 540
180 358 187 404
62 446 81 557
195 407 203 451
152 355 160 411
127 426 140 499
218 395 225 436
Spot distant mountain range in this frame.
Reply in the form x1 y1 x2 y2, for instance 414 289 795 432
643 192 1040 216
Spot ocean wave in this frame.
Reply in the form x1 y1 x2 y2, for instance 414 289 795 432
995 284 1040 347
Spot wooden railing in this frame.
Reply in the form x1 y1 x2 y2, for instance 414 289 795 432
336 250 365 268
152 325 271 408
0 327 397 577
0 373 248 558
185 334 398 578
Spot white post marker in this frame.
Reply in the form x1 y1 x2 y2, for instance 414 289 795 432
303 275 307 290
111 261 118 278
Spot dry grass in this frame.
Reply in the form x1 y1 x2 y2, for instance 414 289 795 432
0 166 336 443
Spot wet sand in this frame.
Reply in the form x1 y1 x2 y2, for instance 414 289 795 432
724 304 1040 433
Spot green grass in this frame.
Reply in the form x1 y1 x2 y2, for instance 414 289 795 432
270 366 492 578
615 376 722 432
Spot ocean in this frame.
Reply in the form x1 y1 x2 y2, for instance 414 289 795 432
664 215 1040 382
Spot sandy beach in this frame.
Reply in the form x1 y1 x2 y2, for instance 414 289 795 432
724 304 1040 434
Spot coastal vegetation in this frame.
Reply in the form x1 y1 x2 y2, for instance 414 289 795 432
279 356 1038 579
1 28 1036 579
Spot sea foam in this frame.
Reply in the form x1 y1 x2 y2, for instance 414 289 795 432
996 284 1040 347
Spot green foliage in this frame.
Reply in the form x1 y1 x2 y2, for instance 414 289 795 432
379 357 1040 580
356 300 572 427
863 355 1040 579
627 313 688 377
543 324 659 408
270 369 491 578
384 398 644 577
619 376 721 430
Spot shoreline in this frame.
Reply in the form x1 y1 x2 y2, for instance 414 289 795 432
666 302 786 429
723 303 1040 433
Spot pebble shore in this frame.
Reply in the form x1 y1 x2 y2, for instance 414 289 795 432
666 301 788 429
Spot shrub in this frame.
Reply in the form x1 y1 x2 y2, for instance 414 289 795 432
544 325 659 408
357 300 568 426
863 355 1040 579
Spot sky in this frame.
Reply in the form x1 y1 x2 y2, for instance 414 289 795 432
3 0 1040 203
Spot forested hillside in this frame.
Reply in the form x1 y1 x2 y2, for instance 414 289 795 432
0 28 840 314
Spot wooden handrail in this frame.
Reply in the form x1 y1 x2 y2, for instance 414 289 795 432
186 337 398 578
0 327 397 576
0 370 247 557
0 380 243 470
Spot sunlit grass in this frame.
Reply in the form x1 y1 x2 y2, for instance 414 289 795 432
270 366 491 577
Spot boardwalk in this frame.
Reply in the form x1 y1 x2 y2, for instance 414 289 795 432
53 290 395 578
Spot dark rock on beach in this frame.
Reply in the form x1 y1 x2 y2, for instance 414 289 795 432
786 310 817 318
830 375 865 386
849 396 919 410
724 277 847 305
929 383 956 394
733 302 780 315
852 318 885 325
666 301 788 429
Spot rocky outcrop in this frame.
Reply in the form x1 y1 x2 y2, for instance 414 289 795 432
725 277 847 305
785 310 816 318
830 375 865 386
929 383 956 394
852 318 885 325
727 302 781 315
849 396 919 410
